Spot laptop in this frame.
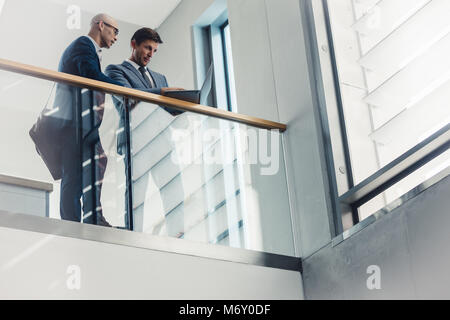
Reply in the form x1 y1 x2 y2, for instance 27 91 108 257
164 64 214 105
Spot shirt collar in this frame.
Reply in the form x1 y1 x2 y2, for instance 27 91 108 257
127 59 145 71
126 59 155 87
87 35 102 60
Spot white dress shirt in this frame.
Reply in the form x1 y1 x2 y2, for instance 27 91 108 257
86 35 103 63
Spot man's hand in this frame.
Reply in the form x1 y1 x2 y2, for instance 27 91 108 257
161 87 185 95
129 99 139 110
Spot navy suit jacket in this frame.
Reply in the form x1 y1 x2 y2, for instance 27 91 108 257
59 36 121 85
105 61 182 154
53 36 121 137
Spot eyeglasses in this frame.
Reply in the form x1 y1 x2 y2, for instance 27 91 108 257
97 21 119 36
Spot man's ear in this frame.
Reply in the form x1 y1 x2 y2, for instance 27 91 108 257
131 39 136 50
97 20 105 32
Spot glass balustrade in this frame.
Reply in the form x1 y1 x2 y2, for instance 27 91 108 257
0 69 295 256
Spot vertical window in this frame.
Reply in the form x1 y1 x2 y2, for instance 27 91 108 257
312 0 450 228
221 21 238 112
200 15 237 113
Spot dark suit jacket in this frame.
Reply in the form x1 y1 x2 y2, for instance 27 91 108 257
53 36 122 137
59 36 121 85
105 61 182 154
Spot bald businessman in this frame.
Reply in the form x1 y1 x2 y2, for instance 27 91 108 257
55 14 122 227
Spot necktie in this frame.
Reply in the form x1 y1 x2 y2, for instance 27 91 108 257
139 66 153 88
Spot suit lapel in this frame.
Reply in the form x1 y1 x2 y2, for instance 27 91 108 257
122 61 150 88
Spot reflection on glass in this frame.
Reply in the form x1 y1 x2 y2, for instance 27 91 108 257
129 103 293 255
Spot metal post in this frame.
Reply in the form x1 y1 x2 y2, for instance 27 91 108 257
124 98 134 231
75 87 83 223
89 90 97 225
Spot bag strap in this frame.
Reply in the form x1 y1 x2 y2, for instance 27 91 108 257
43 83 56 111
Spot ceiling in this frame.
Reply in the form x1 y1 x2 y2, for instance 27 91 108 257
48 0 181 29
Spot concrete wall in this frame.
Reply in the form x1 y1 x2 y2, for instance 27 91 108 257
302 175 450 299
0 183 48 218
0 222 303 299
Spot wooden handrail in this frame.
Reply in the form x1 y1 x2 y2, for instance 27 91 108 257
0 58 287 132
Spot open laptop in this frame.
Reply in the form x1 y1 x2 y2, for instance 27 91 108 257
163 64 214 105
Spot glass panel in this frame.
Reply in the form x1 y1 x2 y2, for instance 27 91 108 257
94 93 128 228
0 70 126 227
0 68 295 256
129 102 295 255
0 70 57 218
359 148 450 221
324 0 450 218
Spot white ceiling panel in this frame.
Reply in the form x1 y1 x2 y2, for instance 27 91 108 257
49 0 181 28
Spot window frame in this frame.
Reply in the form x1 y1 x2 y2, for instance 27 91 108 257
304 0 450 235
220 20 234 112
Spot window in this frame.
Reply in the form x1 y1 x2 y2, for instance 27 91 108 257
193 11 237 112
309 0 450 231
221 21 238 113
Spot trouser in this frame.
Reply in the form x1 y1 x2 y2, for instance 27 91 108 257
121 146 131 230
60 133 109 226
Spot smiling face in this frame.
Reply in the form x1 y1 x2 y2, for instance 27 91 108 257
131 39 159 67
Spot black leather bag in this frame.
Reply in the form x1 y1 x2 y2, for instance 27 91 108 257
29 84 68 181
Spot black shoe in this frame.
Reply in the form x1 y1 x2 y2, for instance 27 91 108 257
96 215 112 228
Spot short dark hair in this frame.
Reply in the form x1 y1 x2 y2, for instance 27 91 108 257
131 28 163 45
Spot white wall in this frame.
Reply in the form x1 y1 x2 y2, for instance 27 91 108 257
0 224 303 299
150 0 215 88
226 0 333 257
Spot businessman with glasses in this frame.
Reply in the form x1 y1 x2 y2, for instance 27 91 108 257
53 13 122 227
99 21 119 36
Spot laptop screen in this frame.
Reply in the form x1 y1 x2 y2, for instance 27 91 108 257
163 63 214 105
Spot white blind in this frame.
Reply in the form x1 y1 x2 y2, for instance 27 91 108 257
325 0 450 218
354 0 450 163
328 0 450 166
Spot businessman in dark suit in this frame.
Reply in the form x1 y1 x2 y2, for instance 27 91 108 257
57 13 122 227
106 28 183 228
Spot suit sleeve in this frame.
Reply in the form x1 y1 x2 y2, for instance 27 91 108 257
71 42 122 86
160 74 184 116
